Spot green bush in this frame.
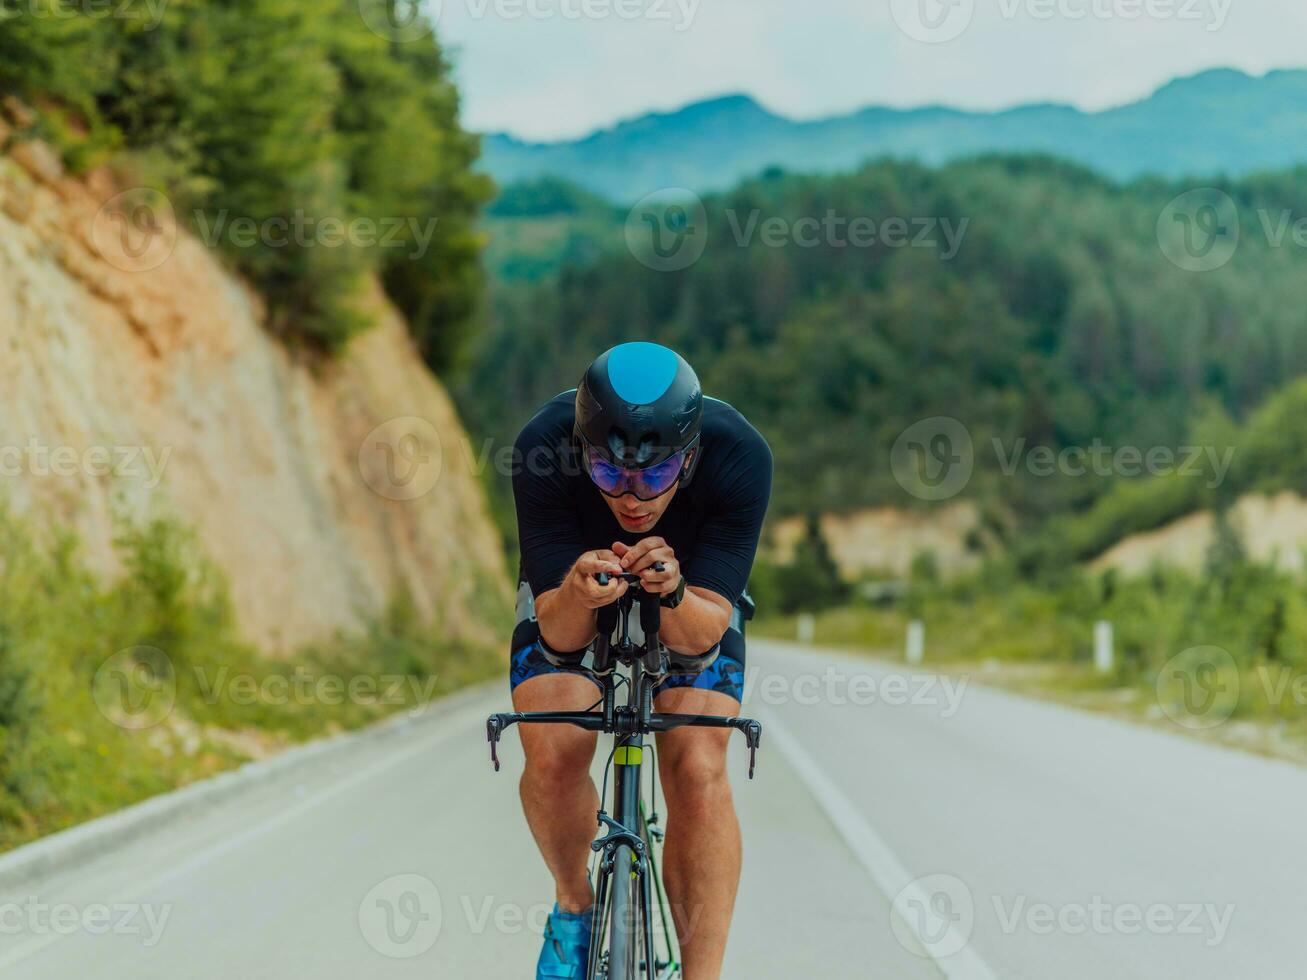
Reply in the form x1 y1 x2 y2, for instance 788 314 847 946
0 503 499 850
752 515 850 615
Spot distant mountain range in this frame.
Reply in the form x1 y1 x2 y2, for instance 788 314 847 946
480 69 1307 202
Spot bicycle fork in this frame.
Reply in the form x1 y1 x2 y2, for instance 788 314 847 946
588 735 660 980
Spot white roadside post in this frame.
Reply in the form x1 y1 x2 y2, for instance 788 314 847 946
1094 620 1114 674
797 613 816 644
906 620 924 665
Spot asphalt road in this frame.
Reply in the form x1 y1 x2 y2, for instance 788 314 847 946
2 641 1304 978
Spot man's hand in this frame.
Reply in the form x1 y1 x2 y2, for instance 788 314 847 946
562 550 630 609
614 538 681 596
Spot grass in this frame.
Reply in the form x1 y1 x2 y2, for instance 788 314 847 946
0 506 504 851
752 563 1307 764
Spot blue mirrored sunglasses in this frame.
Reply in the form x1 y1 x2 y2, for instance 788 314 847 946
585 447 686 500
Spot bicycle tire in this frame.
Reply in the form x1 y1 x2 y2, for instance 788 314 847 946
607 843 643 979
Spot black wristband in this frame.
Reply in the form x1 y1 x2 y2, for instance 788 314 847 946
660 576 687 609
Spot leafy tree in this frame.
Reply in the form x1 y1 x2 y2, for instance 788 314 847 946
0 0 490 360
772 515 849 614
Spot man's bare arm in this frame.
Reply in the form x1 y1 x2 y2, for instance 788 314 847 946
535 550 628 653
658 588 732 656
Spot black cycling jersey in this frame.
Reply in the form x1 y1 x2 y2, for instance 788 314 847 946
512 390 773 605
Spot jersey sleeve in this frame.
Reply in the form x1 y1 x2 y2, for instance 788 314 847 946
512 422 585 596
682 424 773 606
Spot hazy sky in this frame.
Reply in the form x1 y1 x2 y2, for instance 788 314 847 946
428 0 1306 141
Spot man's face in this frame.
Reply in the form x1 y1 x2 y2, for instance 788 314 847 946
604 482 678 534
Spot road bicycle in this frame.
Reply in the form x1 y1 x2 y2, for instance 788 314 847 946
486 567 763 979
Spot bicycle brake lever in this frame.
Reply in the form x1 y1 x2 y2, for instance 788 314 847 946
486 716 504 772
740 719 762 780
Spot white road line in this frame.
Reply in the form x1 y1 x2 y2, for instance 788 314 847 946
0 695 496 971
761 709 997 980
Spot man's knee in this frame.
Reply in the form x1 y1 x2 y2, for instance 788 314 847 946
660 736 731 805
522 727 596 784
513 672 601 785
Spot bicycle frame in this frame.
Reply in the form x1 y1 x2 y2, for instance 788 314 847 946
486 578 762 979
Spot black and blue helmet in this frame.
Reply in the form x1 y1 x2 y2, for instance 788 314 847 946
575 342 703 497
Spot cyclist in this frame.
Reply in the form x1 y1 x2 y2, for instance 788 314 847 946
510 341 772 980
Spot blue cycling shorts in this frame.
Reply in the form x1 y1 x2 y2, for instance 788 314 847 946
507 583 748 703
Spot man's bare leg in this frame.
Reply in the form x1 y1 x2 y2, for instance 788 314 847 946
654 687 741 980
514 673 602 913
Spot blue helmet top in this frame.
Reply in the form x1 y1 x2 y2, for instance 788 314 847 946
575 342 703 472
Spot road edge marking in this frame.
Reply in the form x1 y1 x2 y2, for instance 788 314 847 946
0 693 497 970
761 709 997 980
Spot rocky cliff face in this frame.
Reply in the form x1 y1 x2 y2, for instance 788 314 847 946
769 503 984 579
0 134 509 652
1090 491 1307 578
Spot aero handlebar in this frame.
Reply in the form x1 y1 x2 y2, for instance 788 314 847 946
595 561 665 587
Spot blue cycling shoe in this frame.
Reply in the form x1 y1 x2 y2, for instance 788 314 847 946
537 904 594 979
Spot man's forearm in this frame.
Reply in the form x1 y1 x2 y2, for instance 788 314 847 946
535 582 598 653
658 589 731 656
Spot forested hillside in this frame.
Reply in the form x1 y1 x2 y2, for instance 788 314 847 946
462 157 1307 551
